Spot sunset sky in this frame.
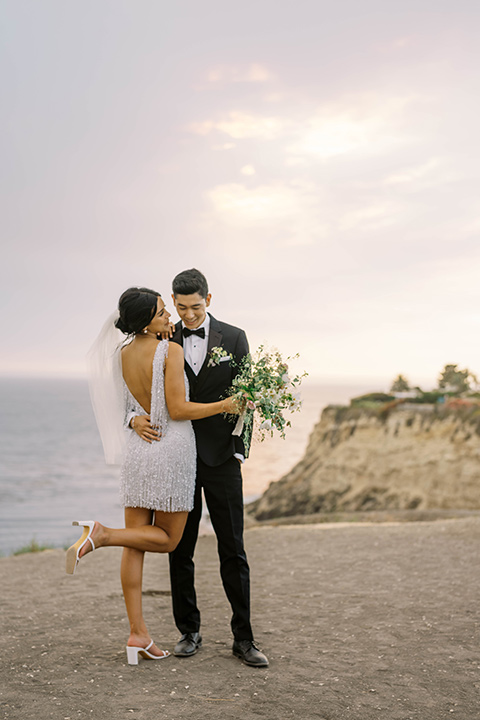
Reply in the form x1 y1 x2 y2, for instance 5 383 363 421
1 1 479 385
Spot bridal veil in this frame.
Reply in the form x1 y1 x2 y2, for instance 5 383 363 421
86 310 126 465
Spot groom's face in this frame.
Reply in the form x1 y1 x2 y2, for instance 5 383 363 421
173 292 211 329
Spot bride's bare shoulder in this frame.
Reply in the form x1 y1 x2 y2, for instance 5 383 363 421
167 341 183 355
166 341 184 363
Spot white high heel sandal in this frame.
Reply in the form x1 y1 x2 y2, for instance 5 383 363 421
126 640 170 665
65 520 96 575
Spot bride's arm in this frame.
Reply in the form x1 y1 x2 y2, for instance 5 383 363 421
165 342 238 421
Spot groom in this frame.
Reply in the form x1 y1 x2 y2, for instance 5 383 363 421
168 268 268 668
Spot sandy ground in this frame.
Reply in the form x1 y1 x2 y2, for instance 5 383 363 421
1 518 479 720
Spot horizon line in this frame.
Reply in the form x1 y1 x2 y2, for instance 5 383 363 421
0 372 436 389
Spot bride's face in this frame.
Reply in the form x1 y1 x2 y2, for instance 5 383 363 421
145 297 171 334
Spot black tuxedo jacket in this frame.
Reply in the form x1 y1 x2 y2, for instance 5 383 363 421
170 313 250 466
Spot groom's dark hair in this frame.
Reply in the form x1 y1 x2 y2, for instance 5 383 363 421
172 268 209 298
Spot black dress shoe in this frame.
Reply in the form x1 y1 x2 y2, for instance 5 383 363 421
232 639 269 667
173 632 202 657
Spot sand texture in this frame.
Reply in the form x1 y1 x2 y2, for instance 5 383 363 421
1 519 479 719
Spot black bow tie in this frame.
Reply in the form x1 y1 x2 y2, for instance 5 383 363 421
182 327 205 339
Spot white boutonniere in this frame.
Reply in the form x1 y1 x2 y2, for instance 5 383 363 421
208 346 231 367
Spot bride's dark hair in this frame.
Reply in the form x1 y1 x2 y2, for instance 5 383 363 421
115 287 161 335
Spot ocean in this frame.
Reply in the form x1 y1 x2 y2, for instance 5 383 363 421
0 378 370 555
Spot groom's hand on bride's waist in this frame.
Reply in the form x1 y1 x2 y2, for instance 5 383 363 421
129 415 161 443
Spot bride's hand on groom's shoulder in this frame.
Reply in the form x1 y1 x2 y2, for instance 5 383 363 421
132 415 161 443
158 322 176 341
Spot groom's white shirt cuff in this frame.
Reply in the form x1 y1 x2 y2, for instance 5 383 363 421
125 411 136 429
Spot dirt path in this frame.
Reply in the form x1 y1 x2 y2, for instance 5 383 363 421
1 518 479 719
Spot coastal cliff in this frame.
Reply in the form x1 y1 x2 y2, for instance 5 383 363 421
249 403 480 520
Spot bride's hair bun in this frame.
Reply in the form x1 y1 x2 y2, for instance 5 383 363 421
114 316 131 334
116 287 162 335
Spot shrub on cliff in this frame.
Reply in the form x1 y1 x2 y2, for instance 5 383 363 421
409 390 444 404
350 392 395 407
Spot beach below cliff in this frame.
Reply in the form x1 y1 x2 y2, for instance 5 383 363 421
2 518 479 720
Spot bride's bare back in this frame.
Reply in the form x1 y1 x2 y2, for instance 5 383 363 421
121 338 159 414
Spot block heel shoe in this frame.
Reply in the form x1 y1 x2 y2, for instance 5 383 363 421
126 640 170 665
66 520 96 575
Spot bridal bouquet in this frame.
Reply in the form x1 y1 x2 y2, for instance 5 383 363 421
225 346 307 445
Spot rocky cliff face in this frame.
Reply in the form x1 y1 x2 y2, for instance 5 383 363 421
249 404 480 520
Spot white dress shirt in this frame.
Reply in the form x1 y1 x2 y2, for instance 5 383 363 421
182 314 210 375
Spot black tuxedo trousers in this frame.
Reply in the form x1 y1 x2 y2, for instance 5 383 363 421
168 314 253 641
168 455 253 641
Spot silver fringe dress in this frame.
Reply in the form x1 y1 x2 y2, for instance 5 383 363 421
120 340 196 512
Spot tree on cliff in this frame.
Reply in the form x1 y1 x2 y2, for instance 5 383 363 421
437 364 478 393
390 374 410 392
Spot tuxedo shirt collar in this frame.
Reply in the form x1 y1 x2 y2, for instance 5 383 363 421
181 313 210 338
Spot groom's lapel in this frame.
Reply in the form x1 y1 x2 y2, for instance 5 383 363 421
171 322 183 347
171 323 196 388
195 314 223 391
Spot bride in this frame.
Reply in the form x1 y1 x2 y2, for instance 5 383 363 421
66 287 239 665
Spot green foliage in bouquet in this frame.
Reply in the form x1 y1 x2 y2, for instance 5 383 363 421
229 345 307 446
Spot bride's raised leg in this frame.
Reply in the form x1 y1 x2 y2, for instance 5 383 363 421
77 508 188 556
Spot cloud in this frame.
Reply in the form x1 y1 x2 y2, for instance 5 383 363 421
188 111 286 139
264 92 284 103
286 96 415 161
206 182 302 225
338 201 402 232
189 94 416 163
206 63 273 84
201 180 331 252
286 115 382 159
383 157 458 187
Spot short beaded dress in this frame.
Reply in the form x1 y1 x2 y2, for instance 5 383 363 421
120 340 196 512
